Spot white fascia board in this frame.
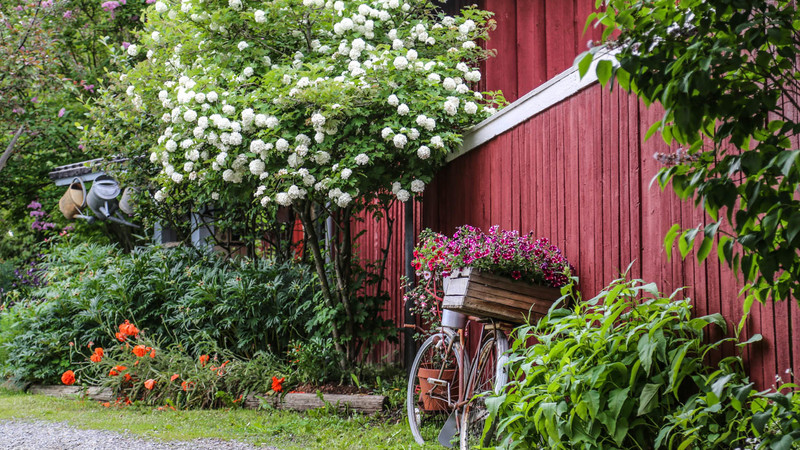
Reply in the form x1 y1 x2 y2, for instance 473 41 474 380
447 50 619 162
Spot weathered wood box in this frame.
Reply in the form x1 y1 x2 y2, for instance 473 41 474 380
442 268 562 324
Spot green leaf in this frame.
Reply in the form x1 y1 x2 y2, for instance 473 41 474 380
737 333 762 347
645 120 663 141
638 334 657 375
711 373 733 399
697 235 713 263
637 383 661 416
608 387 630 421
596 60 613 86
664 224 681 261
576 51 594 78
752 410 771 434
583 390 601 419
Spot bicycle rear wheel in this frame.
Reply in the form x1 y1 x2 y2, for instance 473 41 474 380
459 329 509 449
407 330 466 446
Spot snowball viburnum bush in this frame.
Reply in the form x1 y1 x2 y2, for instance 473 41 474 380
122 0 502 209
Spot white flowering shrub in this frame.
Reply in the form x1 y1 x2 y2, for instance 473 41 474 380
108 0 503 366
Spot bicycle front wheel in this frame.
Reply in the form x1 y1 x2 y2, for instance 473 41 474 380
459 329 509 449
407 330 466 446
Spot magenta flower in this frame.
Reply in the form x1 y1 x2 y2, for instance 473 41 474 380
58 108 66 117
63 10 73 18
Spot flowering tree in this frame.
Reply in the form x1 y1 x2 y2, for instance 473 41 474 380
0 0 149 265
108 0 503 366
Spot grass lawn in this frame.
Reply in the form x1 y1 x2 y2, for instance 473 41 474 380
0 389 441 449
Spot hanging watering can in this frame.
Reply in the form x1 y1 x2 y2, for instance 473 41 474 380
118 187 135 216
86 175 121 220
58 178 86 220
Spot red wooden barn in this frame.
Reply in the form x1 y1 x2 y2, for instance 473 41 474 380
353 0 799 390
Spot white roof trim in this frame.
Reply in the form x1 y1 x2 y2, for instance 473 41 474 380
447 50 619 162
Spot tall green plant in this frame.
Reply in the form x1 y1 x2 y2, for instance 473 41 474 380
488 276 732 449
579 0 800 305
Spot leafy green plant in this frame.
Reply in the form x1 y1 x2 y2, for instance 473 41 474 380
580 0 800 305
488 275 732 449
0 240 320 383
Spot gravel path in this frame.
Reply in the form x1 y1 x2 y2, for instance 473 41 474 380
0 419 279 450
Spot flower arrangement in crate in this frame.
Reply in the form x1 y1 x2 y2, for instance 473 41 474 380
405 225 573 327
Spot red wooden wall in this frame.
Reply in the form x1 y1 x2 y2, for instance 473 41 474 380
353 0 799 388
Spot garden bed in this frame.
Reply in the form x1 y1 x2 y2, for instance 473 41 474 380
28 385 387 415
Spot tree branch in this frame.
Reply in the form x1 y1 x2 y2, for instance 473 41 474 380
0 126 25 173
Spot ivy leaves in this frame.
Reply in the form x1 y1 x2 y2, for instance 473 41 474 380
581 0 800 306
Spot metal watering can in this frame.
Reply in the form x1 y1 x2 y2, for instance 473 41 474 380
86 175 121 220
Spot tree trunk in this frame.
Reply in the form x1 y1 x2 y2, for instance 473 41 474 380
0 126 25 173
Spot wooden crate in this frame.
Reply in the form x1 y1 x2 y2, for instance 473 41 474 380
442 268 562 324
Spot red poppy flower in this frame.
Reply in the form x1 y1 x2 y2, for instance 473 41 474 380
271 376 285 393
90 353 102 363
61 370 76 385
132 345 147 357
149 349 156 358
94 347 104 357
115 332 126 342
109 369 119 376
102 402 110 408
115 365 127 372
144 379 156 390
124 374 132 382
170 374 180 382
199 354 209 366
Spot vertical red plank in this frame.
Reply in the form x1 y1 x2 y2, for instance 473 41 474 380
791 300 800 384
761 300 779 387
774 299 792 384
483 0 518 101
516 0 548 94
498 133 513 229
564 95 580 275
512 126 524 231
544 0 576 79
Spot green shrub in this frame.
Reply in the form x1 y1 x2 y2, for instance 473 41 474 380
488 275 800 449
488 276 732 449
0 240 319 384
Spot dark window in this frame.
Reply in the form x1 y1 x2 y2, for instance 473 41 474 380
435 0 473 16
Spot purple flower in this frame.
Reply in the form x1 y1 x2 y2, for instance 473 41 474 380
58 108 66 117
83 84 94 93
63 10 73 18
31 97 38 103
122 41 131 49
27 201 42 210
101 1 120 12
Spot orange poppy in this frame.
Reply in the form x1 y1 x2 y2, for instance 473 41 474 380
118 320 139 338
115 332 126 342
124 374 132 382
115 365 127 372
61 370 76 385
144 379 156 390
132 345 147 357
102 402 110 408
181 380 193 391
94 347 104 357
271 376 285 393
199 354 209 366
90 353 102 363
149 349 156 358
109 369 119 377
170 374 180 382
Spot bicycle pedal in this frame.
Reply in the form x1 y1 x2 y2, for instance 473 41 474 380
427 378 450 387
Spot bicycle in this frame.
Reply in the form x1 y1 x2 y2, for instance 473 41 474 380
406 308 510 448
